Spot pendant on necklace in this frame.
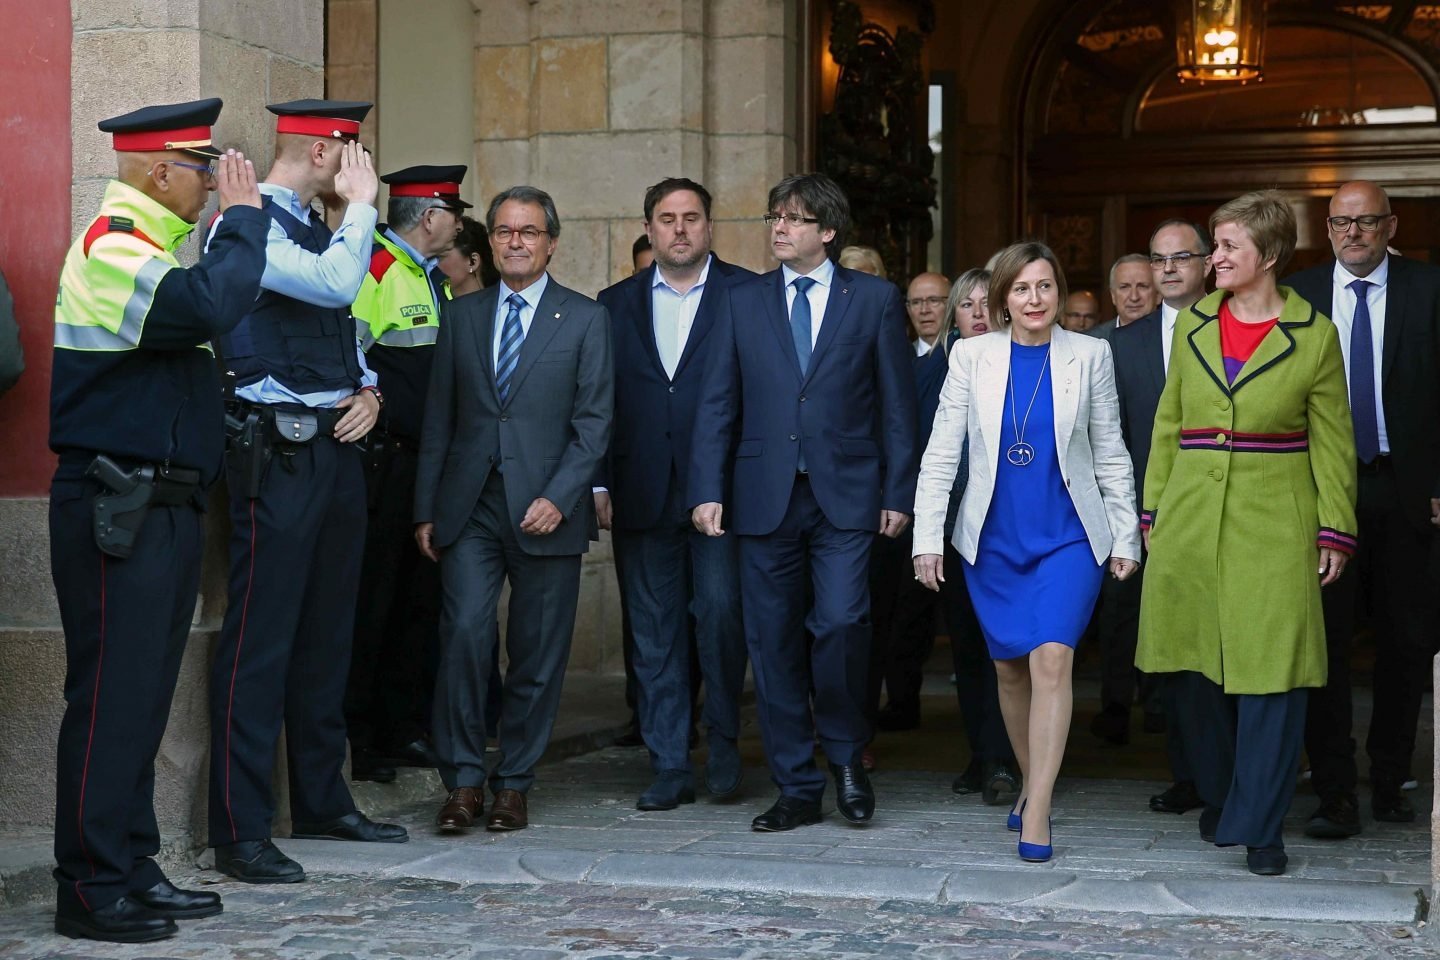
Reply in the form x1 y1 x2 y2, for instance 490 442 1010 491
1006 442 1036 467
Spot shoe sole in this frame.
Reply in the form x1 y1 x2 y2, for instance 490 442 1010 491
435 821 473 833
55 918 177 943
982 780 1018 807
215 865 306 884
1304 822 1362 839
836 808 873 825
637 792 696 812
485 820 527 831
751 817 822 832
707 777 743 801
289 832 410 844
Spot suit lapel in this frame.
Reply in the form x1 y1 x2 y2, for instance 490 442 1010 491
977 333 1008 473
629 266 665 378
762 270 804 382
1143 311 1167 397
1380 260 1405 383
1050 330 1078 466
804 267 855 385
672 258 724 380
501 279 567 406
470 286 501 405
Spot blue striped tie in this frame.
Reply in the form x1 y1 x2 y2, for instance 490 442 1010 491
496 292 525 403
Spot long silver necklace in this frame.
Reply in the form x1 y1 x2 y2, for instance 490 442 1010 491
1006 344 1051 467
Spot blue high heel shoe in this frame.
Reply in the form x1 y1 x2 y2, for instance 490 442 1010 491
1018 818 1053 863
1006 798 1027 832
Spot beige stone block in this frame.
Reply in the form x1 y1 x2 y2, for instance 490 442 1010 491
551 218 610 299
534 131 690 220
707 35 787 135
711 218 775 274
72 0 199 31
610 33 704 132
199 0 323 67
266 58 325 162
0 628 66 825
326 0 377 67
706 133 787 221
534 37 607 133
474 0 532 46
608 218 649 286
71 178 110 242
199 36 270 159
72 30 201 180
0 499 56 628
473 138 532 209
533 0 700 38
707 0 787 37
476 44 531 140
326 63 378 106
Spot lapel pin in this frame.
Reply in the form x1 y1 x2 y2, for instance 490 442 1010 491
842 288 848 294
554 312 561 318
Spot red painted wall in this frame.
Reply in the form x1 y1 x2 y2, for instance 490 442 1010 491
0 2 68 496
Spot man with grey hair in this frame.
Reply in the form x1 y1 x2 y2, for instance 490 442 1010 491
1089 253 1158 339
415 185 613 834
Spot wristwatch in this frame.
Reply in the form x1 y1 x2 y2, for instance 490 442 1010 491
360 384 385 408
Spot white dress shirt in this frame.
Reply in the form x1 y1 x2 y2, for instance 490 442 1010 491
652 255 711 379
914 338 934 357
1160 302 1179 373
781 258 834 347
492 273 550 373
1330 257 1390 455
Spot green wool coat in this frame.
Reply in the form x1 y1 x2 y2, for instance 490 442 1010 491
1136 288 1358 695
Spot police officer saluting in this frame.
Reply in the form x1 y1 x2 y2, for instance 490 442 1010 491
208 99 407 885
50 99 266 943
346 166 467 778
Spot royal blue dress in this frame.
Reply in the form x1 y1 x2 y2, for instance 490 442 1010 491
964 341 1103 660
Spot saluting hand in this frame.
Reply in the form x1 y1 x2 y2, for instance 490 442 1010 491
334 141 378 207
216 149 261 211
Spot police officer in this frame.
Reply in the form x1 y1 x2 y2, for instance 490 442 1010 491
208 99 407 885
50 99 266 943
346 165 468 778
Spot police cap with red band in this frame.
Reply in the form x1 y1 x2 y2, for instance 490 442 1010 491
381 165 473 210
268 99 373 141
97 97 224 158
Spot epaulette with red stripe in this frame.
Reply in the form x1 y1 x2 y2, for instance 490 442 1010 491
368 245 397 283
83 216 161 257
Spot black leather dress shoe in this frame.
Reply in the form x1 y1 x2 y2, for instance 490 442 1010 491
830 762 875 824
1149 780 1203 814
1305 793 1362 838
1373 787 1417 823
637 770 696 811
55 896 177 943
1246 846 1288 876
132 879 222 918
382 738 437 768
706 736 743 800
214 839 305 884
292 811 409 843
981 762 1020 807
951 759 982 795
1198 805 1222 843
752 795 823 832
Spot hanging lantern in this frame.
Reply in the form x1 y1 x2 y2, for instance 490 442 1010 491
1175 0 1264 83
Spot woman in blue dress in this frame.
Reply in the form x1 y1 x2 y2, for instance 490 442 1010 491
911 242 1141 862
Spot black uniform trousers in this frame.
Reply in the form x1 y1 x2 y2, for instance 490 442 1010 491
208 436 366 847
866 528 937 722
346 441 449 752
50 477 202 914
1308 456 1440 797
939 544 1013 766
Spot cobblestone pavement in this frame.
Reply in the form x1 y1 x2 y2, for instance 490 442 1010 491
0 872 1431 960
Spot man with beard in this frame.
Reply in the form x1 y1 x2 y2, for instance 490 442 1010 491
597 178 755 809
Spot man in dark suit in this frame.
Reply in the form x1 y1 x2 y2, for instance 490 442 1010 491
1105 219 1211 814
1285 180 1440 837
596 177 754 811
690 173 917 831
414 185 612 834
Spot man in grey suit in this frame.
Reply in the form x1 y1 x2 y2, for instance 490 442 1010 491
414 185 613 834
1088 253 1158 340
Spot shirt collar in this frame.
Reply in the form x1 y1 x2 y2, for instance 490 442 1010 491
782 257 835 289
258 183 310 224
1334 255 1389 291
383 226 437 273
499 272 549 311
1160 302 1179 326
652 254 712 294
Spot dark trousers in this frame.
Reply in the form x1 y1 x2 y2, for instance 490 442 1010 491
1094 564 1160 714
617 542 701 735
739 477 872 801
866 529 937 721
1172 671 1307 850
1309 458 1439 795
208 438 366 846
346 443 443 751
1158 674 1194 783
51 481 202 913
612 482 746 773
432 471 581 793
939 544 1013 766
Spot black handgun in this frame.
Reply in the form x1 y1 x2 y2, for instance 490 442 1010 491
84 455 155 559
225 408 269 499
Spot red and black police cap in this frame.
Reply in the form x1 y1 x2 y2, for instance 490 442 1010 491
382 165 472 210
267 99 373 141
97 97 223 158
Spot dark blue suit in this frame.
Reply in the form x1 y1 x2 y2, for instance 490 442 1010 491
690 263 918 800
597 256 754 773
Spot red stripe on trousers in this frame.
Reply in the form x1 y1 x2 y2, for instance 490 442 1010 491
223 499 258 842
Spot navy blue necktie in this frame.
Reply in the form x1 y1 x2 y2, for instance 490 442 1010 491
790 276 816 375
1347 278 1379 463
496 292 525 403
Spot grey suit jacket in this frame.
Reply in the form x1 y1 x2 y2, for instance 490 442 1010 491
414 275 613 555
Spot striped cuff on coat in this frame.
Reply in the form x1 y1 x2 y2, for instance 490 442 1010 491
1317 527 1357 556
1139 509 1155 532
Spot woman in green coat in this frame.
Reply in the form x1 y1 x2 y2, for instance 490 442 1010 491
1136 190 1357 878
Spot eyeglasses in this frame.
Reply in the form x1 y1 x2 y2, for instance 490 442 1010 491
1326 214 1391 233
906 296 946 308
1148 252 1203 268
762 213 821 227
164 160 215 179
491 225 549 243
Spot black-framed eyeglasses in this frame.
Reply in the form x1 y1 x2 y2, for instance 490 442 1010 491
906 296 946 308
1149 252 1203 268
168 160 215 179
762 213 821 227
491 225 549 243
1326 214 1391 233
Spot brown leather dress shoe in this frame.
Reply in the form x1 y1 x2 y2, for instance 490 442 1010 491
436 787 483 833
486 789 528 831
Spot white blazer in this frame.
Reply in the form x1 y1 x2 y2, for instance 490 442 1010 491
912 327 1141 565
